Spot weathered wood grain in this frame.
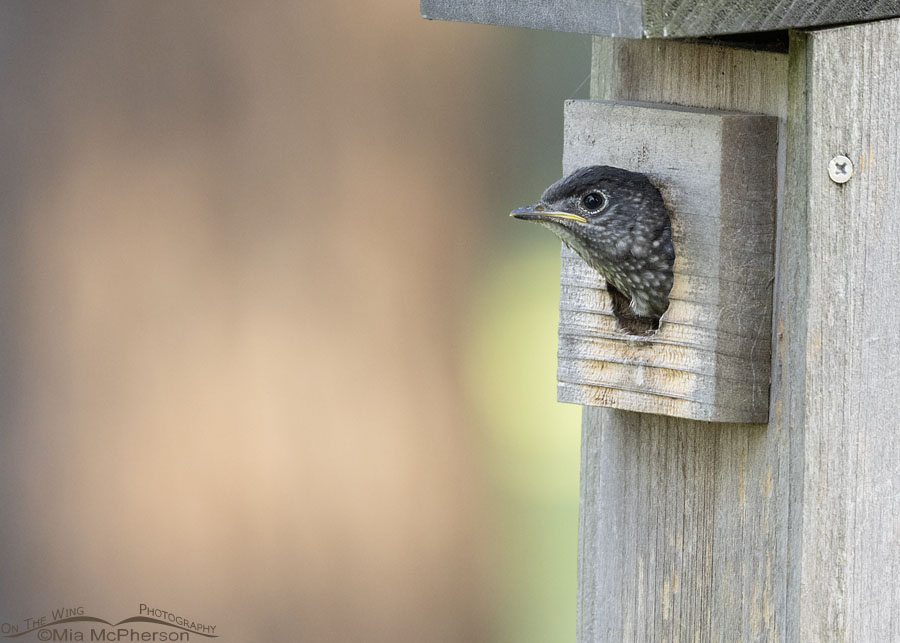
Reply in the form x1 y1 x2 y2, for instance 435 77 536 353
578 37 789 643
558 100 777 423
789 20 900 642
591 38 790 116
579 19 900 642
642 0 900 37
420 0 900 38
421 0 643 37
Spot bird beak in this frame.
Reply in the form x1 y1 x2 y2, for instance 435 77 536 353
509 203 587 224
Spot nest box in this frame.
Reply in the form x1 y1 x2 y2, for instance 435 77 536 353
556 100 778 423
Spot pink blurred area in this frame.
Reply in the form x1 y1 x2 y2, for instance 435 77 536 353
0 2 523 640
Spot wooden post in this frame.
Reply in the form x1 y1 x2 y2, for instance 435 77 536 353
577 20 900 642
783 21 900 642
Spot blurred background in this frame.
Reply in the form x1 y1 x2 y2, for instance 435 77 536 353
0 3 588 642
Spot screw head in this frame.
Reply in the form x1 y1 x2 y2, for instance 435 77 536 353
828 155 854 184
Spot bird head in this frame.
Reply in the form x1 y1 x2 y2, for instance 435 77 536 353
511 165 675 332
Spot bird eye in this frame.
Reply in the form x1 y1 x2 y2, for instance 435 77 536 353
581 192 607 212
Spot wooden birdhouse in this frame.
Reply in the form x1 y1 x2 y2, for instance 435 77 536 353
422 1 900 640
557 100 777 423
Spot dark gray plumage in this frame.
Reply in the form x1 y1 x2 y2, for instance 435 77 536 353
511 165 675 334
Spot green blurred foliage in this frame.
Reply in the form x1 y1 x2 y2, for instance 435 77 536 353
465 247 581 502
463 244 582 643
457 26 589 643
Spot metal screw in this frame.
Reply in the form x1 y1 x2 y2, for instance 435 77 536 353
828 155 854 184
